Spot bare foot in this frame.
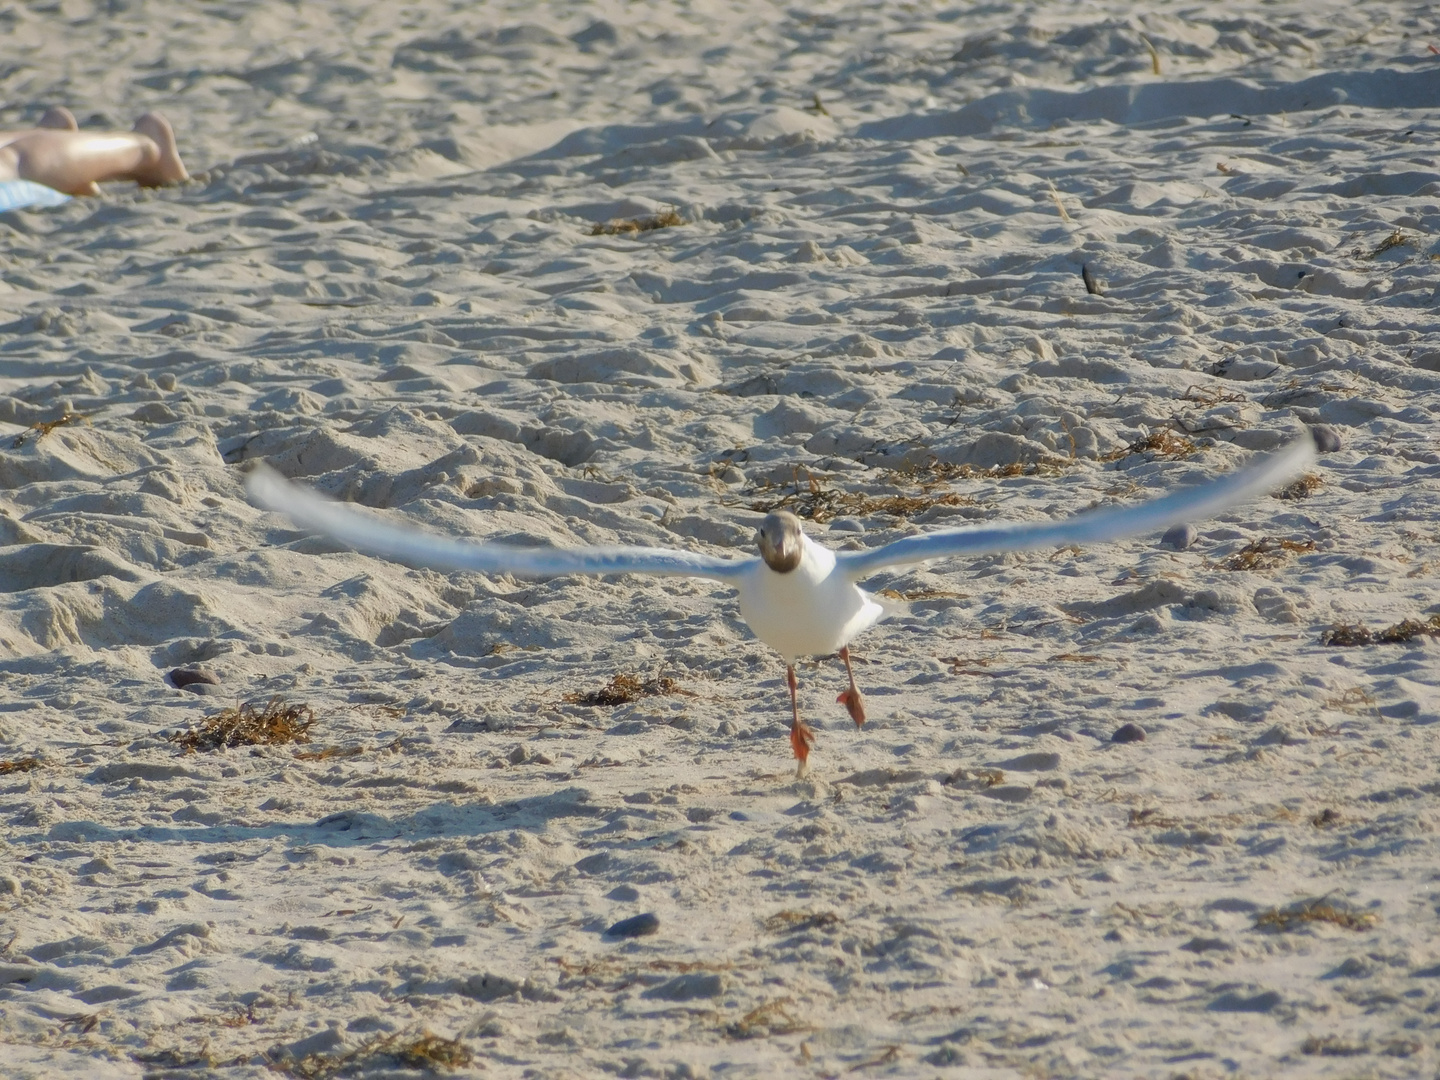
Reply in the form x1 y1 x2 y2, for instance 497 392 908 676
131 112 187 185
38 107 78 132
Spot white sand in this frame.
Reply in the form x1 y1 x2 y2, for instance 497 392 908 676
2 1 1439 1076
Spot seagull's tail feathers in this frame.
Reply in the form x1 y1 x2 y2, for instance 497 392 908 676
838 429 1319 579
245 465 751 582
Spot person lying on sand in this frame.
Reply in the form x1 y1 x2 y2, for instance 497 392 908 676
0 107 187 197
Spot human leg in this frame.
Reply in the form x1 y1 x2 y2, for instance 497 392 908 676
1 112 186 195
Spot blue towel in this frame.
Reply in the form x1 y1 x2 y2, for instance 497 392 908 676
0 180 70 212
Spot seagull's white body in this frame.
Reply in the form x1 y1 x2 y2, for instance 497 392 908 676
247 431 1319 767
736 534 884 664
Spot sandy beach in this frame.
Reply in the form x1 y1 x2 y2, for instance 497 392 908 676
2 1 1440 1076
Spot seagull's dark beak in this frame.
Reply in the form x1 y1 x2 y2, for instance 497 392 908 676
757 511 803 573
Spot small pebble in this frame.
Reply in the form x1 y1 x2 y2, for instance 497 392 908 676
1310 425 1341 453
168 667 220 691
603 912 659 940
1111 722 1147 743
1160 523 1197 551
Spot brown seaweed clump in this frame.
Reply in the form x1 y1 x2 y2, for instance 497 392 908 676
1225 537 1314 571
1320 614 1440 647
746 467 980 523
589 209 684 236
169 697 314 752
565 674 686 708
762 910 841 935
726 997 811 1039
1255 898 1376 932
1100 429 1197 462
1274 473 1323 500
286 1030 471 1078
11 411 85 449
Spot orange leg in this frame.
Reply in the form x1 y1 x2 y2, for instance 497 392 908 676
787 665 814 767
836 646 866 728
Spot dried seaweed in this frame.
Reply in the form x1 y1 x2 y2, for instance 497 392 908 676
1128 807 1182 828
565 673 686 708
169 697 314 752
1301 1035 1368 1057
133 1048 226 1071
1323 687 1376 713
0 756 41 775
849 1046 904 1072
1255 898 1376 933
762 910 841 935
1180 384 1247 407
293 745 365 762
744 467 978 523
1139 32 1161 74
1274 473 1323 501
1320 615 1440 647
880 457 1068 487
589 209 684 236
1046 181 1071 222
944 767 1005 789
877 587 968 602
1365 229 1409 259
10 411 85 449
726 997 811 1039
1319 624 1371 647
1100 429 1196 462
284 1029 471 1079
1225 537 1314 572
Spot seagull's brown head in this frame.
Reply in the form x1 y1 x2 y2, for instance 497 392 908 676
756 510 804 574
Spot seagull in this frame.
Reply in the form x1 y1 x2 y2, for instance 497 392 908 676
247 431 1317 773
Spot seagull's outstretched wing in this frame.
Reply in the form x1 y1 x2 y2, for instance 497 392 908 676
246 466 753 582
837 431 1318 580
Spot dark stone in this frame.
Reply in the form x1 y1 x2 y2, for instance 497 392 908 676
1207 897 1259 913
574 852 614 875
603 912 659 940
1180 936 1232 953
1310 425 1342 453
606 885 639 902
1209 989 1281 1013
168 667 220 691
1160 523 1197 550
1111 723 1146 743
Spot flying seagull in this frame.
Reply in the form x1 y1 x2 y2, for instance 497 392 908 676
247 431 1317 772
